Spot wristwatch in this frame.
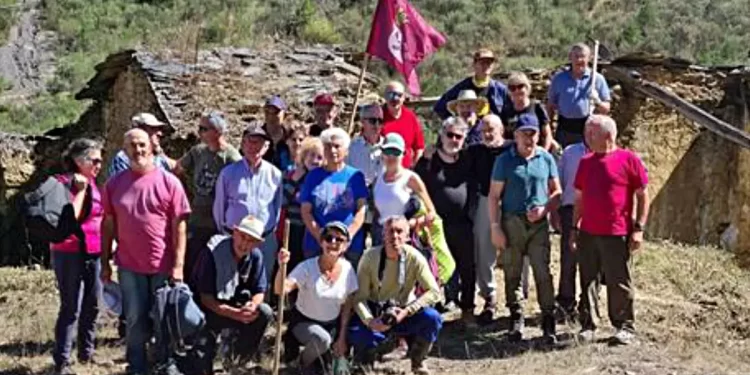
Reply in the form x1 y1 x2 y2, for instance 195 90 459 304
633 222 645 232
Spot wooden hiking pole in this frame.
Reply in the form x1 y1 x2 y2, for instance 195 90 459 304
272 219 291 375
589 40 600 115
347 53 371 135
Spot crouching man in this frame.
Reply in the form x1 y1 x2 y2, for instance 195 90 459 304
192 214 273 373
348 216 443 375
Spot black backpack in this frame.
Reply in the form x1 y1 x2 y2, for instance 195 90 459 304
21 176 85 248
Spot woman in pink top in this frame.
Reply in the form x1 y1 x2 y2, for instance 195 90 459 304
50 138 104 375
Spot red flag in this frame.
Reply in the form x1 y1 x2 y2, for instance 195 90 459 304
366 0 446 96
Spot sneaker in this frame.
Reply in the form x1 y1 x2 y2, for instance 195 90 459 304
477 308 495 326
610 329 636 346
508 313 524 343
577 329 596 343
54 364 76 375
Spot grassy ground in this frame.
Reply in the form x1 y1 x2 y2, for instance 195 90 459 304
1 239 749 374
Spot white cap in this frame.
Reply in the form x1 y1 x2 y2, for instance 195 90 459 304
131 112 166 128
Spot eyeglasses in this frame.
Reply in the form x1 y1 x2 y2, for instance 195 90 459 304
385 91 404 101
323 234 347 244
382 148 403 157
509 84 526 92
445 131 465 140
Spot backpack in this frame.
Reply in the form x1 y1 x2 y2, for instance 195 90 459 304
21 176 84 246
153 282 206 356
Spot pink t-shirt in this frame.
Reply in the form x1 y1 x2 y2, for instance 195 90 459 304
103 168 191 274
574 149 648 236
50 174 103 255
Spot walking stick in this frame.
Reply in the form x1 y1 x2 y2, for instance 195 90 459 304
272 219 291 375
347 53 371 135
589 40 600 115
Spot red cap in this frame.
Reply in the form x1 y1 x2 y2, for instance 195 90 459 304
313 93 335 107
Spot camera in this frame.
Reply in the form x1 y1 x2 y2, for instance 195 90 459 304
234 289 253 307
379 300 400 326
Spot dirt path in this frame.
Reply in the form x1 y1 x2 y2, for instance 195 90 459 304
0 0 55 101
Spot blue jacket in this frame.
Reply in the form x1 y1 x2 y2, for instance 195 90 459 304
433 77 512 120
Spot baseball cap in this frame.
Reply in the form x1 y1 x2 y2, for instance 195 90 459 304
473 48 496 62
242 121 270 140
131 113 166 128
313 93 336 107
359 104 384 120
265 96 287 111
234 215 265 240
515 113 540 132
382 133 406 154
201 110 227 133
321 221 350 241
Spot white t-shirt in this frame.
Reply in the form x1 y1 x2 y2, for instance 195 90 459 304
288 257 359 322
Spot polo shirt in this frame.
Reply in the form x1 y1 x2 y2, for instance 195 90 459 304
547 68 611 119
491 146 558 214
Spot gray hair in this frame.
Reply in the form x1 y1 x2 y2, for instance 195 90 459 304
320 127 351 149
201 110 228 134
569 42 591 57
586 115 618 138
384 215 409 227
63 138 102 173
441 116 469 134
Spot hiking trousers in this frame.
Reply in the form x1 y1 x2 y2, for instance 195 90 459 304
444 221 476 312
578 231 635 332
52 252 102 367
557 206 578 310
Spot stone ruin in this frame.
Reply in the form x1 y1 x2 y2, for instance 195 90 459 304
1 46 750 266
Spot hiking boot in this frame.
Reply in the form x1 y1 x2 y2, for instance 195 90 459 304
610 329 636 346
578 329 596 344
477 308 495 326
508 312 524 343
460 310 478 330
54 363 76 375
410 338 433 375
541 314 557 345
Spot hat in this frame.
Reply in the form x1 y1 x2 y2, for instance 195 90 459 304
131 113 166 128
313 93 336 107
321 221 350 241
473 48 496 62
201 110 227 133
447 90 490 116
515 113 540 132
234 215 265 240
359 104 384 120
102 281 123 315
382 133 406 154
242 121 271 140
265 96 287 111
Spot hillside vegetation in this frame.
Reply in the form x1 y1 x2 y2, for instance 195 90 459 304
1 0 750 134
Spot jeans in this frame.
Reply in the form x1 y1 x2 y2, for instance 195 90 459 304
52 252 102 367
119 269 169 374
259 235 279 287
348 307 442 351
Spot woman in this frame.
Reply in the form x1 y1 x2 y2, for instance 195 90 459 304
51 138 104 375
300 128 368 267
415 117 477 327
372 133 437 247
275 222 358 375
501 72 556 152
279 135 324 274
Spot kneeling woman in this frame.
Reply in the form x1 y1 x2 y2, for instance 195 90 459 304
275 221 359 375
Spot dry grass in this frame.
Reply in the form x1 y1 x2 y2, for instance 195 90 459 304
1 239 749 374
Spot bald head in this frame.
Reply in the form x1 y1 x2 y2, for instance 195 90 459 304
481 114 504 146
384 81 406 113
124 128 154 172
385 81 405 94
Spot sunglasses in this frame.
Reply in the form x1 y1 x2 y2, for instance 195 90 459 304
382 148 403 157
509 84 526 92
364 118 384 125
198 126 211 132
88 158 103 165
323 234 347 244
385 91 404 101
445 131 465 140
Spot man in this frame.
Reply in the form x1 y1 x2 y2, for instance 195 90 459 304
445 90 489 146
547 43 611 147
415 117 476 327
552 135 589 317
381 81 425 169
108 113 175 177
192 214 274 373
174 111 242 282
262 95 293 171
434 48 511 119
488 113 561 344
213 122 283 284
571 115 649 345
309 93 339 137
349 216 442 375
101 128 191 375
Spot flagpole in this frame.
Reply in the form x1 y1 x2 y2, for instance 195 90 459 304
347 53 371 135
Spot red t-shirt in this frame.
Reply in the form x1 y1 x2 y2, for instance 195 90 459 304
382 106 425 168
574 149 648 236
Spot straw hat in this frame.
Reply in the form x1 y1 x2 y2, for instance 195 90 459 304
447 90 489 115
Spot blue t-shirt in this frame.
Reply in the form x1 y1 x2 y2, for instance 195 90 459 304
299 165 368 257
491 146 558 214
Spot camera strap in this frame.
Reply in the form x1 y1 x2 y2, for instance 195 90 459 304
377 247 406 298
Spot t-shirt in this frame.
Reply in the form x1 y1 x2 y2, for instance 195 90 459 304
491 146 558 214
194 238 267 305
289 257 358 322
500 101 550 143
467 143 512 196
382 106 425 168
299 166 369 257
180 144 242 229
415 152 474 224
574 148 648 236
103 168 191 274
309 123 334 137
282 169 306 226
547 68 612 119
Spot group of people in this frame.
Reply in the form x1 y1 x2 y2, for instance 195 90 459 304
47 42 649 375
